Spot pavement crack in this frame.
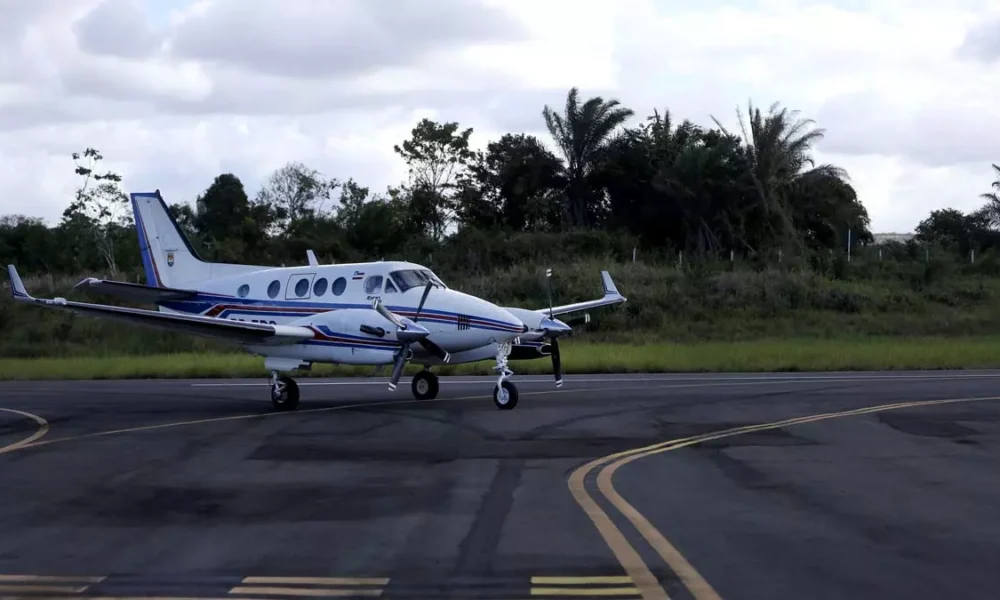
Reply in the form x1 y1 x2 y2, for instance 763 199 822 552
452 458 523 576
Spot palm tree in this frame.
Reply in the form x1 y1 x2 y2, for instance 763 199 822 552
542 87 634 228
712 101 848 252
978 164 1000 228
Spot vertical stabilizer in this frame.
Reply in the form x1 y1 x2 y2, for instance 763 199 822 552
131 191 211 288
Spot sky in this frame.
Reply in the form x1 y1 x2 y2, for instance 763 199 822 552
0 0 998 234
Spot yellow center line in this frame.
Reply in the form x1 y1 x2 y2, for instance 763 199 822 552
0 408 49 455
576 394 1000 600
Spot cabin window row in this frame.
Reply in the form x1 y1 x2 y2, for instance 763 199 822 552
238 276 351 300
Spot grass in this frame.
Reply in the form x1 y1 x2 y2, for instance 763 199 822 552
3 337 1000 381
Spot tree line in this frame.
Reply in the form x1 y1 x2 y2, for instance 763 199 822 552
2 87 999 280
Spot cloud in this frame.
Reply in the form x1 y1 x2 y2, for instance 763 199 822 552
73 0 164 59
0 0 997 237
167 0 526 80
957 15 1000 61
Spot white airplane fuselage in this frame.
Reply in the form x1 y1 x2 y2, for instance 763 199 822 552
154 260 530 366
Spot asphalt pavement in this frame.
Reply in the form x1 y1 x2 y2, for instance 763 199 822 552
1 371 999 599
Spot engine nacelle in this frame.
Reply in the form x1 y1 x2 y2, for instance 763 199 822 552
270 309 401 365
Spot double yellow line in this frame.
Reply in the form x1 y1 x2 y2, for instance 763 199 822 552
569 394 1000 600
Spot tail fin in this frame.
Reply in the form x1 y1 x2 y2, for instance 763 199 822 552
131 190 264 288
131 191 209 288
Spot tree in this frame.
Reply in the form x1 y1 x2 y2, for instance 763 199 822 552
194 174 272 263
978 163 1000 227
62 147 131 276
458 133 563 232
711 101 849 254
542 87 634 228
393 118 475 240
255 161 339 235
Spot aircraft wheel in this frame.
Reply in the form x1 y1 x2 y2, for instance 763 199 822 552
271 375 300 411
493 380 518 410
412 370 439 400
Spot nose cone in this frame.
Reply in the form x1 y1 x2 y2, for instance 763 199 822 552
539 316 572 337
396 318 430 343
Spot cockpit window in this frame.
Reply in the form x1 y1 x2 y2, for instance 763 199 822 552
364 275 383 295
389 269 446 292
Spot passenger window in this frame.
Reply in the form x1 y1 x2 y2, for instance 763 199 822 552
267 280 280 299
384 279 397 294
294 278 309 297
237 284 250 298
331 277 346 296
313 278 328 296
364 275 383 295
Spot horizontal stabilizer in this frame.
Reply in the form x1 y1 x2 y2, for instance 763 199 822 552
7 265 312 346
73 277 200 304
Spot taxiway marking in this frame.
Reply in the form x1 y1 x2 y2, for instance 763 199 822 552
572 394 1000 600
0 408 49 455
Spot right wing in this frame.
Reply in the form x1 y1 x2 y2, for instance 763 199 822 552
7 265 313 346
538 270 627 316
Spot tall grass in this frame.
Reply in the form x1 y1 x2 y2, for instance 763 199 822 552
3 338 1000 380
3 257 1000 360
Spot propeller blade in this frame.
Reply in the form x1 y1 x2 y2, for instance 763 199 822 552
417 338 451 363
545 268 554 319
413 281 433 321
373 298 406 329
551 337 562 387
388 350 407 391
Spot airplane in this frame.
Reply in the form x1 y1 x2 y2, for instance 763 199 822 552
5 190 627 412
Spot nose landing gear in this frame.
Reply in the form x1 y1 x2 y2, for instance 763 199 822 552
492 340 518 410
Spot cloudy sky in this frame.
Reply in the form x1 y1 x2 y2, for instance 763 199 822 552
1 0 998 234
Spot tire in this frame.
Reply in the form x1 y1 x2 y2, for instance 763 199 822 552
411 370 439 400
271 375 300 411
493 380 518 410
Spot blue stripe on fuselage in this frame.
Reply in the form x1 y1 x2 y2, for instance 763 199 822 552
158 294 524 334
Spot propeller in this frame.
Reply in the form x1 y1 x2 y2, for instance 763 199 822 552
410 281 451 363
369 281 449 392
542 268 572 388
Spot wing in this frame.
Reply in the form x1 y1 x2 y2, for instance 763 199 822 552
538 270 627 316
72 277 201 304
7 265 313 346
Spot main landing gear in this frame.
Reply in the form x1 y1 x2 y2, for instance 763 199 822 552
411 369 439 400
270 371 300 411
409 340 519 410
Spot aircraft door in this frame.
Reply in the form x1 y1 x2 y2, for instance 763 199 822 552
286 273 316 300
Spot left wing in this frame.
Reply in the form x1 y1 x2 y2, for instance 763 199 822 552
72 277 201 304
6 265 313 346
539 270 627 316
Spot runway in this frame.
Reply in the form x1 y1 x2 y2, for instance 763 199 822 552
1 371 999 599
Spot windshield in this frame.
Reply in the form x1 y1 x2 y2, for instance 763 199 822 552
390 269 447 292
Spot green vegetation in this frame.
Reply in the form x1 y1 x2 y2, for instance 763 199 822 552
4 337 1000 381
2 88 1000 377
